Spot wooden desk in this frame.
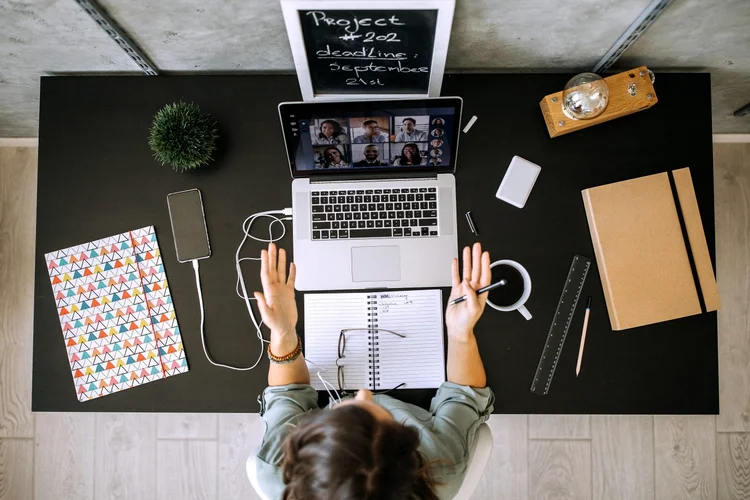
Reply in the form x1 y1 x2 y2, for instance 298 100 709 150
32 73 717 414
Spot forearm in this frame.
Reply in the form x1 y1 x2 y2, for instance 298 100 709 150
447 333 487 388
268 331 310 386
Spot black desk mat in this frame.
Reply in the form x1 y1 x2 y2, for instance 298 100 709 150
33 73 717 414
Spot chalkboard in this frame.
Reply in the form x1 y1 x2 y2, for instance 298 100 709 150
282 1 455 100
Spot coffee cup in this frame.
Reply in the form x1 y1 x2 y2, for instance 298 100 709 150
486 260 532 320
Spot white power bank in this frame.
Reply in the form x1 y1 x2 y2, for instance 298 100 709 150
495 156 541 208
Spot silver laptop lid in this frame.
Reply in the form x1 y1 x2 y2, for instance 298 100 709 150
278 97 462 179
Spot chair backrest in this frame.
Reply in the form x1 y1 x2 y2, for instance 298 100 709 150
247 450 272 500
246 418 271 500
246 422 493 500
451 423 494 500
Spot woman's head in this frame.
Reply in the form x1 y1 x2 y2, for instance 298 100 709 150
281 395 438 500
324 146 343 166
400 143 422 165
320 120 342 139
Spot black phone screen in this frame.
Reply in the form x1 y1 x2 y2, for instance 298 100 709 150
167 189 211 262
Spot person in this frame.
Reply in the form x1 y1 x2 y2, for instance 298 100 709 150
396 117 428 142
352 119 387 143
393 142 427 166
431 128 444 138
322 146 348 168
312 119 349 145
432 118 444 127
252 242 495 499
354 144 387 167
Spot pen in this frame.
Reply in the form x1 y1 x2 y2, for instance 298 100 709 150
575 296 592 377
465 211 479 236
449 279 507 305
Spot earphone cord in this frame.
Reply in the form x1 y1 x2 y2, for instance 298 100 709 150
191 209 292 371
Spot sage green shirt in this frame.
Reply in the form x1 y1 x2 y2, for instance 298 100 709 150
254 382 495 499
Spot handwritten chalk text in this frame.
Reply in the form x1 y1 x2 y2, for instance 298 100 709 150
303 9 432 91
346 78 384 86
317 45 406 59
330 61 429 78
306 11 405 35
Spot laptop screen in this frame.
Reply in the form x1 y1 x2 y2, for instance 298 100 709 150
278 98 462 177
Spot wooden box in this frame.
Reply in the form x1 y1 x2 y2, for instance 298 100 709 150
540 66 658 138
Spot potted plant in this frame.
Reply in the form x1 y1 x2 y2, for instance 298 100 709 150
149 101 219 172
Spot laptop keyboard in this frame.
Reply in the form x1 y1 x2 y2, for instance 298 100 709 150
310 188 439 240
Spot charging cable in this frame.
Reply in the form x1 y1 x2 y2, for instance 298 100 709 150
304 357 341 405
191 208 293 371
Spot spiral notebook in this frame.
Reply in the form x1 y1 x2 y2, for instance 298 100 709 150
304 289 445 391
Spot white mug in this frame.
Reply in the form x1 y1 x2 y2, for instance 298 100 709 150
486 260 533 320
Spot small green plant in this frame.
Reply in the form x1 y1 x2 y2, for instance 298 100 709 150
149 101 219 172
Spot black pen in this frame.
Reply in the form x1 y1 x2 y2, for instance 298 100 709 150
449 279 507 305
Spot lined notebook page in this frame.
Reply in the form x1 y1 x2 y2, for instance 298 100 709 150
304 293 370 391
373 290 445 390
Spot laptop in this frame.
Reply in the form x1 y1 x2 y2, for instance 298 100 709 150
278 97 462 291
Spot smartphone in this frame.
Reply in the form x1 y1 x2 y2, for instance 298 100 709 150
167 189 211 263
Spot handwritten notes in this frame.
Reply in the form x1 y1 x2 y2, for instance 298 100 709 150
376 293 414 313
303 289 445 392
297 9 439 95
374 290 445 390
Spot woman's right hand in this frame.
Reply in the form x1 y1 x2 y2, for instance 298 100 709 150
445 243 491 343
254 243 298 348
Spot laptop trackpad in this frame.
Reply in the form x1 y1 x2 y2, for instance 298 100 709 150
351 246 401 282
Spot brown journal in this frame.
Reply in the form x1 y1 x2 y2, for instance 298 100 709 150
582 168 720 331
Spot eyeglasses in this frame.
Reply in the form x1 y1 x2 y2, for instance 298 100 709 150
336 328 406 394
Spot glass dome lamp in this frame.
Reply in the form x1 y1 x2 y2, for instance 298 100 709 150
562 72 610 120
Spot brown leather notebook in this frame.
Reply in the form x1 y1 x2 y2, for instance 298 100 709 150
582 168 720 331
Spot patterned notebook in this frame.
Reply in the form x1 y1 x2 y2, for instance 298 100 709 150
45 226 188 402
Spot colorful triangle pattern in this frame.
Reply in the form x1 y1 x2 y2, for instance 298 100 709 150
45 226 189 402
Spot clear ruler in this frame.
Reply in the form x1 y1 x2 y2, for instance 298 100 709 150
530 255 591 396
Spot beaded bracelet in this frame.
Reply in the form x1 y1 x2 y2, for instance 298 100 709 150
267 335 303 364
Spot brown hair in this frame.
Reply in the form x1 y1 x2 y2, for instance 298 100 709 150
281 405 438 500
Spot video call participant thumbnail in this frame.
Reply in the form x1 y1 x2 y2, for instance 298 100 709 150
353 144 389 167
314 145 350 168
352 119 388 144
311 119 349 145
395 117 428 142
392 143 427 166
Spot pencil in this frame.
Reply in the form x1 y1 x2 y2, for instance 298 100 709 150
575 296 592 377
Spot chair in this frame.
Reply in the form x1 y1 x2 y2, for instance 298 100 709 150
246 422 493 500
451 422 494 500
245 421 272 500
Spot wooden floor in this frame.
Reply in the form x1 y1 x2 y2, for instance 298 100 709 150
1 144 749 500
